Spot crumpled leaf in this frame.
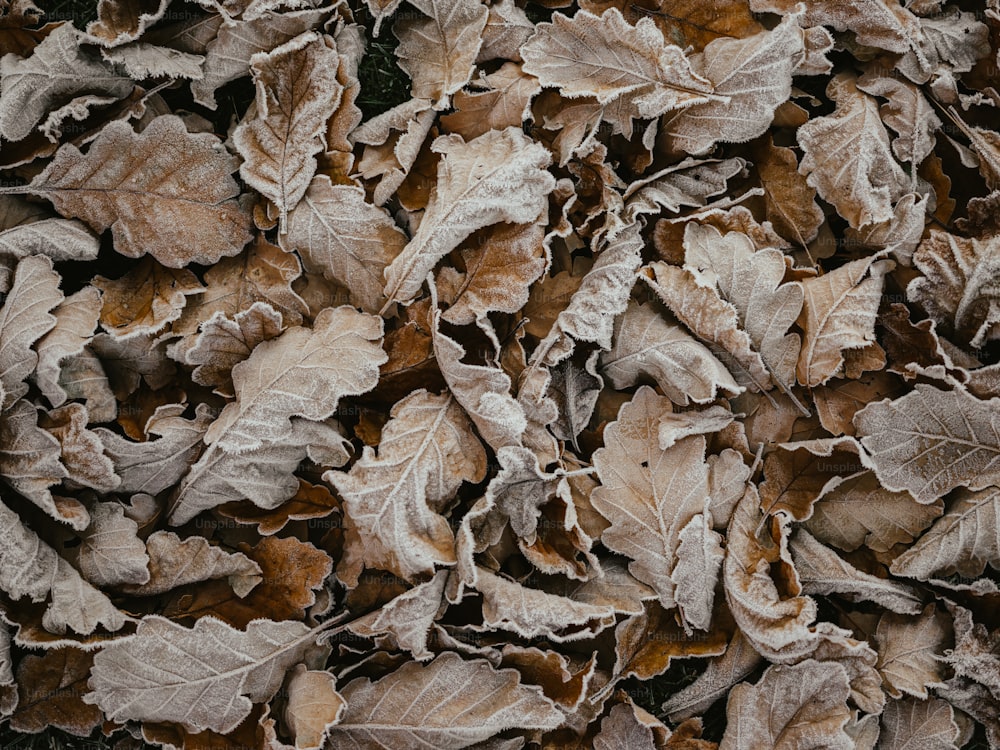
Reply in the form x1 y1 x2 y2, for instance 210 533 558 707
74 501 149 588
93 257 204 340
10 647 101 736
662 15 804 155
382 127 555 309
184 301 284 397
21 115 253 266
32 286 102 409
234 31 341 231
327 390 486 584
671 511 725 632
203 305 385 453
0 494 124 634
123 531 261 597
600 300 741 406
0 253 61 407
908 231 1000 349
84 615 319 734
720 659 853 750
326 651 563 748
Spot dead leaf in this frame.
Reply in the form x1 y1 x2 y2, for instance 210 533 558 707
874 605 952 699
234 32 341 231
283 664 344 750
94 257 204 340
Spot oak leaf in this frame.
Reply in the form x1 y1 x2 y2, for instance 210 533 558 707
327 652 563 748
874 606 952 699
720 659 853 750
880 696 960 750
74 501 149 588
662 15 804 155
671 511 725 632
855 384 1000 504
382 127 555 309
85 615 320 733
233 32 341 231
281 176 407 314
797 257 893 387
797 73 910 229
521 9 714 119
0 23 132 142
22 115 253 266
283 665 344 750
439 63 541 140
203 305 385 453
93 257 204 340
327 390 486 584
394 0 488 107
592 387 711 609
32 286 102 409
10 648 101 736
123 531 261 597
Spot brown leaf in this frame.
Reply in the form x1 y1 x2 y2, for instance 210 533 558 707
662 630 762 722
880 696 960 750
855 384 1000 504
217 478 339 537
875 605 952 699
24 115 253 266
345 571 447 661
0 254 62 407
234 32 341 231
662 15 804 155
592 387 712 609
594 701 669 750
281 175 407 315
752 135 824 248
720 659 853 750
10 647 100 736
283 665 345 750
440 63 541 141
94 257 204 340
797 73 910 229
797 257 893 387
327 390 486 584
184 301 284 397
327 652 563 748
382 127 554 309
394 0 488 106
124 530 261 597
74 500 148 588
85 615 321 734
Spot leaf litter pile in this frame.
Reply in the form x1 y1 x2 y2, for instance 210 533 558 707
3 0 1000 747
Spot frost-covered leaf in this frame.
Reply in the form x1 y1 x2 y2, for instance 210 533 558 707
798 73 910 229
0 254 61 407
124 531 261 597
22 115 253 266
75 501 149 588
521 9 714 119
204 305 385 453
382 127 554 308
33 286 102 409
327 391 486 584
720 659 853 750
284 665 345 750
663 15 804 155
908 231 1000 349
797 257 893 387
880 696 960 750
0 494 123 634
394 0 487 107
93 257 204 340
592 387 711 609
672 511 725 632
281 176 407 314
855 384 1000 504
326 652 563 748
234 32 341 231
84 615 318 733
0 23 132 142
600 301 741 406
